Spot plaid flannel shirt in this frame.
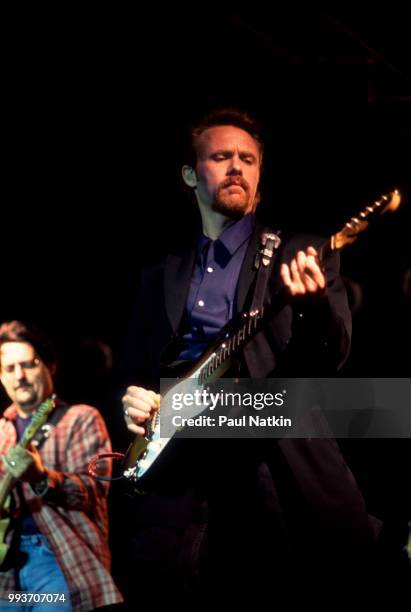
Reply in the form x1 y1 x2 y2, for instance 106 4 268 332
0 402 123 611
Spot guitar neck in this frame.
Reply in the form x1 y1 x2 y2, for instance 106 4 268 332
198 308 265 385
318 237 333 261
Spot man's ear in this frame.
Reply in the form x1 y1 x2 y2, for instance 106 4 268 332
181 165 198 188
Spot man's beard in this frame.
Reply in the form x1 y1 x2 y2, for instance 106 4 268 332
212 178 255 219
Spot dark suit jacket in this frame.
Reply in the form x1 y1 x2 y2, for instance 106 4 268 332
120 220 391 602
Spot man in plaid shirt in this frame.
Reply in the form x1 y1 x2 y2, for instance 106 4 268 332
0 320 123 611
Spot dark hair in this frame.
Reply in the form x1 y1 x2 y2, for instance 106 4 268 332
0 320 57 369
186 107 264 167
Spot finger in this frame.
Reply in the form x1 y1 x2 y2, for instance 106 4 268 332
125 387 160 409
124 385 142 398
301 273 318 292
296 251 307 276
296 255 318 291
122 395 154 415
280 263 293 287
148 392 161 410
124 386 153 401
127 422 147 436
304 256 326 289
281 263 299 296
296 252 318 292
306 246 318 260
290 259 305 294
126 406 152 423
306 246 325 283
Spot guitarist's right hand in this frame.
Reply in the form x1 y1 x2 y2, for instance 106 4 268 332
121 386 161 435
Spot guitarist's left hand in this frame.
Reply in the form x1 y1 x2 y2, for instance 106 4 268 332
280 247 326 296
2 444 47 484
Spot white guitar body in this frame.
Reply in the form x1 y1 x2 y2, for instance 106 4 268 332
123 353 214 483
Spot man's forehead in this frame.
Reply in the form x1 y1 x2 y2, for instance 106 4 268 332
0 341 35 363
197 125 260 153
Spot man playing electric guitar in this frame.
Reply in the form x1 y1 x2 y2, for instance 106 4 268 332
0 321 122 611
120 108 406 605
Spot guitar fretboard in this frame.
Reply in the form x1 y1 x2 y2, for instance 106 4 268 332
198 308 265 385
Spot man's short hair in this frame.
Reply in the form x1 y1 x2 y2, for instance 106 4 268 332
186 107 264 167
0 320 57 370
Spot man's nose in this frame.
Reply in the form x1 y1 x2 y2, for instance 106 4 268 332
14 364 26 380
227 155 242 175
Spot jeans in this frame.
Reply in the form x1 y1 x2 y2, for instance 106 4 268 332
0 534 71 611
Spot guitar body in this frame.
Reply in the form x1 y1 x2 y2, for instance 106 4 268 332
123 359 208 484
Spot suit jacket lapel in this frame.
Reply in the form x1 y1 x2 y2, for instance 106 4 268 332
164 248 196 333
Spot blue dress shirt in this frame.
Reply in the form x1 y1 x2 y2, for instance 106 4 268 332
178 213 255 361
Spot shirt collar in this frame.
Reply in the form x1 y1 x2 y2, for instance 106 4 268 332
197 213 255 256
4 404 19 421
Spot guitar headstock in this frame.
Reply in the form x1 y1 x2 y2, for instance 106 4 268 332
331 190 401 251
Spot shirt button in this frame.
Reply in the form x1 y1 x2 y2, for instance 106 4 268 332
198 300 205 307
207 266 214 273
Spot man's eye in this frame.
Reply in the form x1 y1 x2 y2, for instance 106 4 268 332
22 361 36 369
212 155 226 161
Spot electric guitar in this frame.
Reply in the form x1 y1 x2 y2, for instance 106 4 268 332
122 190 402 488
0 395 56 567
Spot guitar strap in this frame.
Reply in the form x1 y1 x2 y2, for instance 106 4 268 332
7 400 70 450
30 401 70 450
250 230 282 312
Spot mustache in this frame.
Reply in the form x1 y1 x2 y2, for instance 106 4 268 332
14 383 33 392
219 177 249 192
